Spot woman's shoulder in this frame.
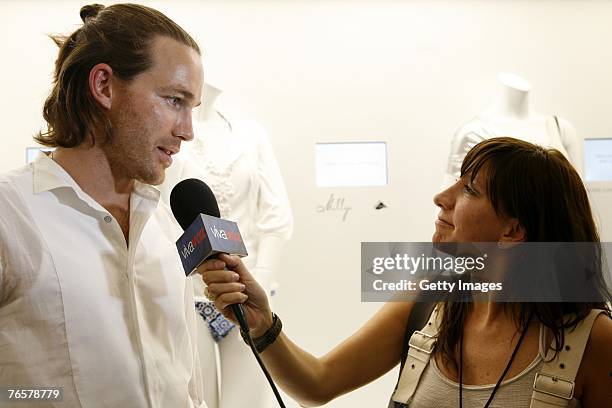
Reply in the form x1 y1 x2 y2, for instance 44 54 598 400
575 310 611 405
581 311 611 363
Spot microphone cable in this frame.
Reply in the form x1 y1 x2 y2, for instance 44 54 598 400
231 303 287 408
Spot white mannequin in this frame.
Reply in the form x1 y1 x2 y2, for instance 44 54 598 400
443 72 583 187
159 83 293 408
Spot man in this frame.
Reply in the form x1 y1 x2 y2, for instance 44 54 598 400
0 4 205 407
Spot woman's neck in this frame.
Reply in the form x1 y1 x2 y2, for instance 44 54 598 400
469 302 508 326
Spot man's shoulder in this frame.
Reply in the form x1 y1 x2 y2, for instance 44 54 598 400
0 164 32 185
0 165 33 204
0 166 34 240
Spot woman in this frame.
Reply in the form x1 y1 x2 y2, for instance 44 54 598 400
197 137 611 407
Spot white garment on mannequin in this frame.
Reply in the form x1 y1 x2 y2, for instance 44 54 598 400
159 84 293 408
443 72 583 187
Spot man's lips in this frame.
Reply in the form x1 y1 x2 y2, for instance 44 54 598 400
435 217 454 227
157 146 179 155
157 147 176 166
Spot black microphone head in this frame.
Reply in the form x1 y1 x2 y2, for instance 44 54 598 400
170 178 220 230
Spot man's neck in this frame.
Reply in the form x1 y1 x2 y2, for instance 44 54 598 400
51 143 133 211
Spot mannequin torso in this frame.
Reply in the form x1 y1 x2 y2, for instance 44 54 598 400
444 73 582 186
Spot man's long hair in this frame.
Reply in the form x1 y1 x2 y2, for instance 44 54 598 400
36 3 200 147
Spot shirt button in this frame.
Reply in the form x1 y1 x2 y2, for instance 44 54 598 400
104 215 112 223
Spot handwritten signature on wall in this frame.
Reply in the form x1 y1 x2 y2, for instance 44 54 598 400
316 193 352 222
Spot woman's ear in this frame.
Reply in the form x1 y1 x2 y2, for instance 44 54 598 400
501 217 526 243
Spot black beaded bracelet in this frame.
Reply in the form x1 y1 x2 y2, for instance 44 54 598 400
240 313 282 353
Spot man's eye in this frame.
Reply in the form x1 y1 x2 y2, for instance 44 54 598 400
167 97 182 107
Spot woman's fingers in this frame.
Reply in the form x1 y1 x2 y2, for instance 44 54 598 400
207 282 246 299
217 254 256 282
199 268 240 285
198 258 226 271
217 253 241 268
215 292 248 311
195 257 238 285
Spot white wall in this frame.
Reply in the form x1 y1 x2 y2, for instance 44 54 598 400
2 1 612 407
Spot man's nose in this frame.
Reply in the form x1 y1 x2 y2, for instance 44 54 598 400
174 111 194 142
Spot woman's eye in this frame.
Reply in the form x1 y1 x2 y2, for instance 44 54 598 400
463 184 476 195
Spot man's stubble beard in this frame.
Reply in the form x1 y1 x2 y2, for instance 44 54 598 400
102 116 165 186
104 88 170 185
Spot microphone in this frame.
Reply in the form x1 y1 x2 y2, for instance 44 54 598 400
169 178 250 332
170 178 286 408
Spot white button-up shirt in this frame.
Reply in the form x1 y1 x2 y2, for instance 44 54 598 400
0 154 207 408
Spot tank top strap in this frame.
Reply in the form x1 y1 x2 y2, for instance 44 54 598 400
391 305 442 405
530 309 606 408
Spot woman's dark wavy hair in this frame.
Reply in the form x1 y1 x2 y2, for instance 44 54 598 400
35 3 200 147
435 137 611 369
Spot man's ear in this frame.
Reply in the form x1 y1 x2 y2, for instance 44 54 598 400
88 63 114 110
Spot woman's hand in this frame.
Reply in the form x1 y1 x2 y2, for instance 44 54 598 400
196 253 273 337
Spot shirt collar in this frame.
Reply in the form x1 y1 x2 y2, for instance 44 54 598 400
33 152 82 194
134 181 161 202
32 151 161 205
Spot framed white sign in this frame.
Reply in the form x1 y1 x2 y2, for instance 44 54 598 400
26 147 54 164
315 142 388 187
585 138 612 182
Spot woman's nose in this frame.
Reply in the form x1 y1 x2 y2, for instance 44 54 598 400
433 183 455 210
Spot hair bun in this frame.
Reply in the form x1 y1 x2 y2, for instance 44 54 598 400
79 4 105 23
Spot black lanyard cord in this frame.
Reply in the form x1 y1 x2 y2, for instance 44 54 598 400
459 312 533 408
